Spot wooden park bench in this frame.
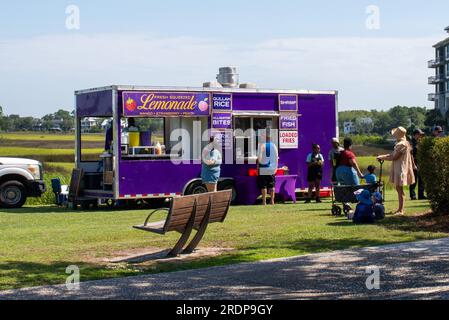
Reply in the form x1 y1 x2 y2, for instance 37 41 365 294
133 190 232 257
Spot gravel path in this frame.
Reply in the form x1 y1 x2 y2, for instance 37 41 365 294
2 238 449 300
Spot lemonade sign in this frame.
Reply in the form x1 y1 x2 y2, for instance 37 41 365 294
123 92 211 117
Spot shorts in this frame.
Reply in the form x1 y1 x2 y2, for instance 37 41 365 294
257 174 276 190
201 168 220 184
336 166 360 186
307 168 323 182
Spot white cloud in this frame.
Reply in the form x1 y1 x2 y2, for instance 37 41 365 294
0 33 440 116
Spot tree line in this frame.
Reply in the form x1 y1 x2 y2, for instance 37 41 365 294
339 105 447 136
0 107 75 132
1 105 447 135
0 106 164 134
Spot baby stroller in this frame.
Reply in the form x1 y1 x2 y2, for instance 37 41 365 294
331 160 385 216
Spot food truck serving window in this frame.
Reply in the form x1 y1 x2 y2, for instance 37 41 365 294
120 117 166 159
120 116 207 161
234 115 279 160
128 118 164 145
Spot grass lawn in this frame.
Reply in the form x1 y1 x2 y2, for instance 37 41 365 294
0 147 102 156
46 162 75 172
0 147 103 163
0 190 446 291
0 132 103 142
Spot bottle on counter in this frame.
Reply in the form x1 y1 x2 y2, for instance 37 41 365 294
155 141 162 155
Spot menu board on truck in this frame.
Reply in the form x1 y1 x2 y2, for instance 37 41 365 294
279 114 298 130
211 129 233 151
212 113 232 129
279 130 298 149
279 94 298 112
212 93 233 111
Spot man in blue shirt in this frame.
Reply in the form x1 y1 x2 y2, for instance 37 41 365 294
257 131 279 206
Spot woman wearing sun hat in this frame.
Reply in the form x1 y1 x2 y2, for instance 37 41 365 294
377 127 416 216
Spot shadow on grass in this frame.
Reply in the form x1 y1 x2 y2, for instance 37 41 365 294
0 260 138 292
0 200 170 215
241 237 408 255
0 206 69 215
326 211 449 234
379 213 449 234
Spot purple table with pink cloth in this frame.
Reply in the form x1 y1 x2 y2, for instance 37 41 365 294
235 175 298 205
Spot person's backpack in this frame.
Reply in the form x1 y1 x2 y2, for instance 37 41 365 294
373 203 385 220
353 203 375 224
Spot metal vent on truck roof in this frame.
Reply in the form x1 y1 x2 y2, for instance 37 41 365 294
203 81 223 88
239 83 257 89
216 66 239 88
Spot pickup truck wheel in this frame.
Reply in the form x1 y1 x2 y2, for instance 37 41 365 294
0 180 27 209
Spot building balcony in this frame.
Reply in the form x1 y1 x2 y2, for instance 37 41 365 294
428 57 445 68
428 74 445 84
428 93 437 101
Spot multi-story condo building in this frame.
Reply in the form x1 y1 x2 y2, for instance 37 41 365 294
428 27 449 117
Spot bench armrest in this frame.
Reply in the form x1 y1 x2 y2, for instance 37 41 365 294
144 208 170 226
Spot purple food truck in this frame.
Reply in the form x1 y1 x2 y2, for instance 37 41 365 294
75 71 338 206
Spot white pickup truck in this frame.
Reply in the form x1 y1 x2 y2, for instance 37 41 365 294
0 157 46 208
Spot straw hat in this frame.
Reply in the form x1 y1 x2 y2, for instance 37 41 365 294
391 126 407 140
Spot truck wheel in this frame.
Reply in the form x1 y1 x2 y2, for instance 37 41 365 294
185 181 208 195
218 180 237 204
0 180 27 209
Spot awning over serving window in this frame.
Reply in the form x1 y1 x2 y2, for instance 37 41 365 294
232 111 280 117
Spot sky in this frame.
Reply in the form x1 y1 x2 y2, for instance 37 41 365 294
0 0 448 117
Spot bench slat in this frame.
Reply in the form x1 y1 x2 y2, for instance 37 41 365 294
164 204 216 217
190 191 231 227
164 196 198 232
166 201 227 229
193 208 228 221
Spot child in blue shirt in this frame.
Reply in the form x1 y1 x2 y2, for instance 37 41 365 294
364 165 377 184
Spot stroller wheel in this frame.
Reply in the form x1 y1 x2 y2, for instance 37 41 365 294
343 204 352 216
332 205 342 216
